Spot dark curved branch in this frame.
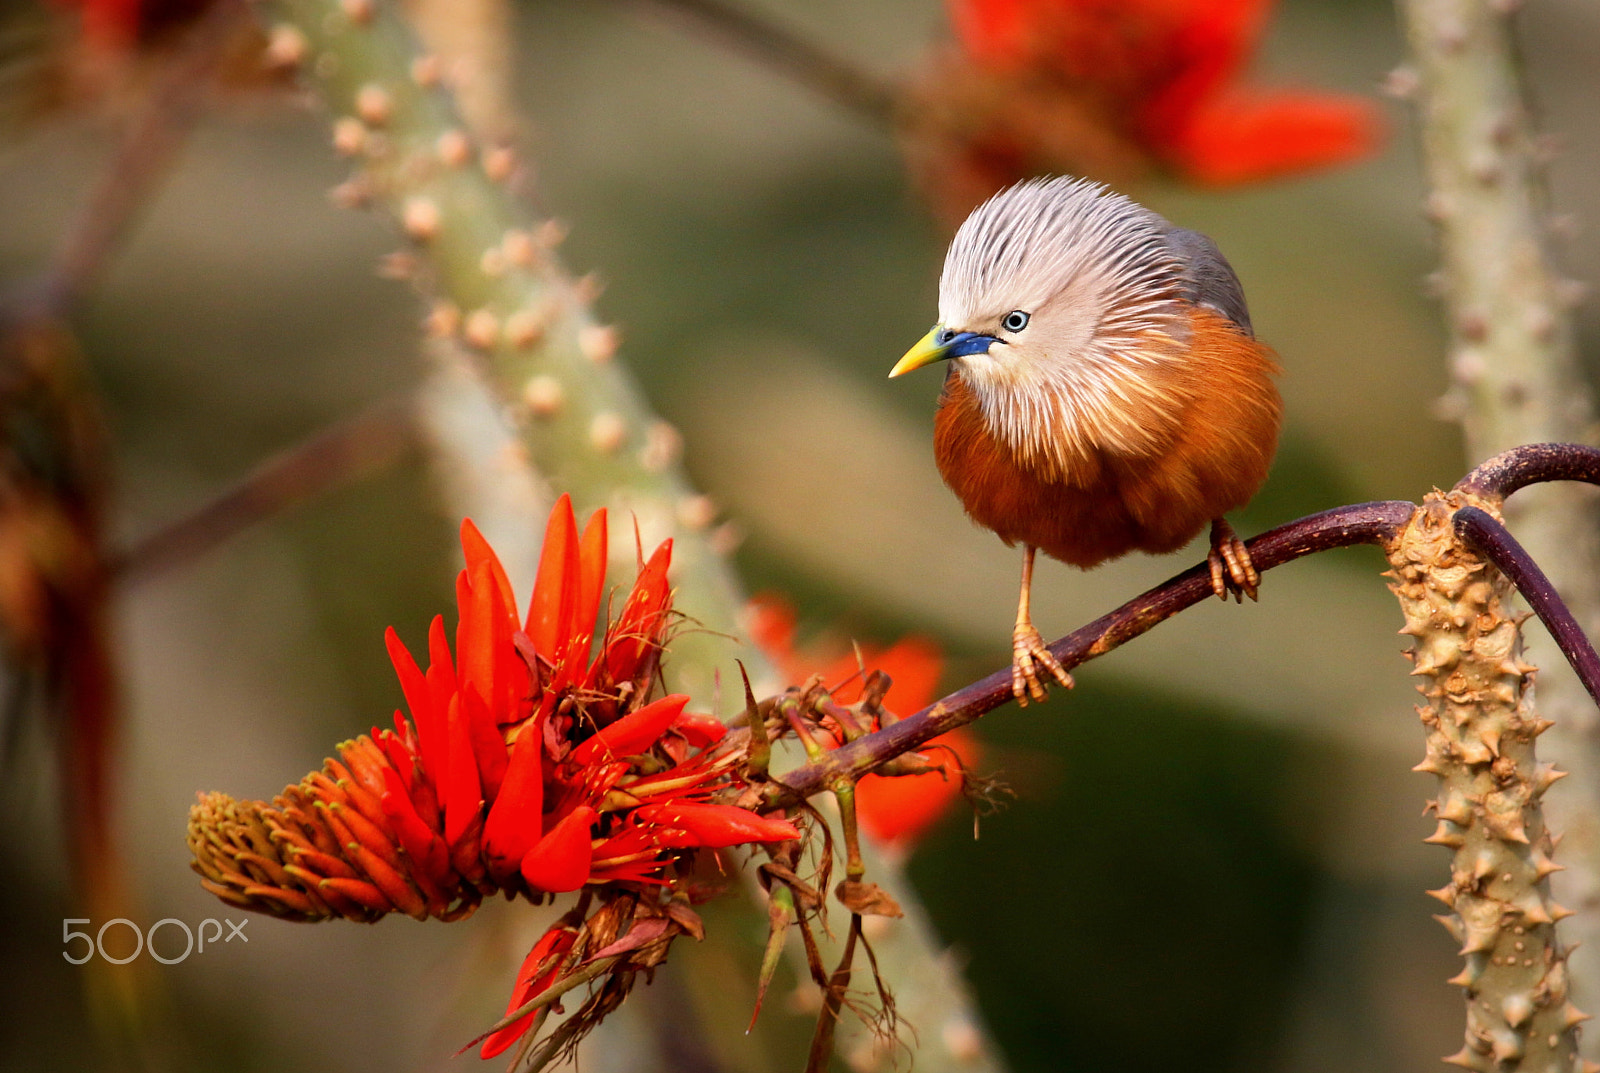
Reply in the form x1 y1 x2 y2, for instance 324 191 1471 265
765 499 1417 806
1456 442 1600 500
1454 505 1600 713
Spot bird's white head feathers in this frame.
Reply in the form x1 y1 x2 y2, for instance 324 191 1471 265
936 176 1215 476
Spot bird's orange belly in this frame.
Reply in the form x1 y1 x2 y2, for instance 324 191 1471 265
932 318 1282 569
932 431 1176 568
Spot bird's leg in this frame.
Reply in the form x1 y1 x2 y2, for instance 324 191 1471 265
1011 545 1073 706
1207 517 1260 603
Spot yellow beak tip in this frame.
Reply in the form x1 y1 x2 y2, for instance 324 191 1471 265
888 328 946 380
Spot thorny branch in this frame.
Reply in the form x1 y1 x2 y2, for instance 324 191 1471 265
768 443 1600 808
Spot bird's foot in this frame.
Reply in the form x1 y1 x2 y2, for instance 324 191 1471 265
1207 519 1259 603
1011 622 1073 706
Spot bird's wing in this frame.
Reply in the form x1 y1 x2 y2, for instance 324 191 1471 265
1165 227 1254 338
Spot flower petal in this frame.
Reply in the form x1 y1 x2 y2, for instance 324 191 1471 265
442 695 484 848
385 627 447 785
1159 91 1384 185
520 805 597 893
633 802 799 848
526 493 580 665
671 709 728 748
460 518 519 628
593 538 672 689
568 694 689 767
857 729 981 846
460 684 510 802
479 924 577 1059
482 722 547 879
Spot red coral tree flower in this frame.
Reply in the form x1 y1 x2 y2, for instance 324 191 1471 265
188 495 798 1062
748 595 978 849
907 0 1384 219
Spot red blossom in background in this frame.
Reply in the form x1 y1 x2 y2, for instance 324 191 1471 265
748 595 977 848
50 0 218 52
906 0 1383 219
189 496 798 1062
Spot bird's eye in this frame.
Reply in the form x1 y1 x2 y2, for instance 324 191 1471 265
1001 310 1030 333
935 327 955 345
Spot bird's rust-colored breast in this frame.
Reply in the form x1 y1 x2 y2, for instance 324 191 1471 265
932 307 1283 568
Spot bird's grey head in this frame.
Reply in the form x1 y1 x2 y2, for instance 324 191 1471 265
890 176 1236 468
937 176 1189 371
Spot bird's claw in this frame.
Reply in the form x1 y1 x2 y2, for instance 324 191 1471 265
1011 623 1072 706
1207 521 1259 603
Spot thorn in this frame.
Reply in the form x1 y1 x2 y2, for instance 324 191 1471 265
463 308 500 350
523 375 564 417
264 24 309 69
437 129 472 168
1489 1029 1523 1064
1533 718 1556 737
1438 795 1475 826
1534 764 1570 795
589 412 626 454
1428 884 1458 907
355 84 392 127
411 54 443 88
1447 959 1483 988
1425 821 1467 848
1461 920 1501 954
1442 1044 1486 1069
483 145 517 183
1517 896 1554 926
1479 725 1502 757
332 117 367 156
1484 811 1530 845
402 197 441 241
580 325 619 364
1562 1002 1592 1030
1551 902 1576 922
1532 850 1564 880
1435 913 1466 943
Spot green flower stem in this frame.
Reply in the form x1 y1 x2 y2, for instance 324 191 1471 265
1398 0 1600 1034
259 2 1005 1070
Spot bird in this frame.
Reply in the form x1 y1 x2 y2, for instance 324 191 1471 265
889 175 1282 705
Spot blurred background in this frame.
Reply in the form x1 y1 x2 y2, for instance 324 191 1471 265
1 0 1599 1070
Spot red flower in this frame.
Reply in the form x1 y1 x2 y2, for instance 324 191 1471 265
189 496 800 1060
51 0 219 53
906 0 1382 218
748 596 977 848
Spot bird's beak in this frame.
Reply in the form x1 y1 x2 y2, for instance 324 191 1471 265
888 327 995 378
